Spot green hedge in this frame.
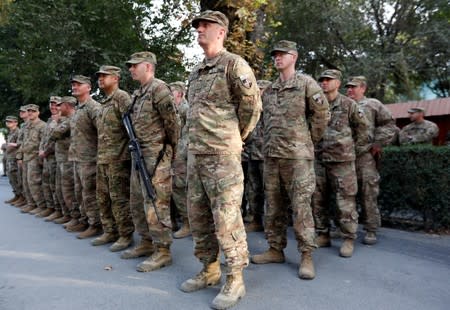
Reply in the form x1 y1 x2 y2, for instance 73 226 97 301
379 145 450 230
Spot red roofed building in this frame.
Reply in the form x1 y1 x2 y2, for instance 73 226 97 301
386 97 450 145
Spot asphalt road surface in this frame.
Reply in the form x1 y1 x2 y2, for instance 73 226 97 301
0 177 449 310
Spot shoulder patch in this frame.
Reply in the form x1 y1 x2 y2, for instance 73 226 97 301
312 93 323 104
239 75 253 89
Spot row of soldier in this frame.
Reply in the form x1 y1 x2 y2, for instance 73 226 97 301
2 10 440 310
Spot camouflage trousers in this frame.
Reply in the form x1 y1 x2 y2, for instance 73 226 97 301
356 152 381 232
246 160 264 222
7 159 22 196
42 155 59 209
97 161 134 237
264 158 317 252
130 148 173 248
55 161 72 216
172 157 188 221
187 154 249 274
25 157 45 208
312 160 359 239
74 161 100 226
21 161 33 206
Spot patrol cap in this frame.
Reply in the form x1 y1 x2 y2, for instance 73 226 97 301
318 69 342 81
270 40 298 56
71 75 92 86
408 107 425 114
49 96 61 104
96 65 121 77
126 51 157 65
169 81 186 93
256 80 271 90
191 10 229 31
345 76 367 87
58 96 77 106
19 105 28 112
27 104 40 112
5 116 18 122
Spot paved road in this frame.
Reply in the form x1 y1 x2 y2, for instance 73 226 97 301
0 177 449 310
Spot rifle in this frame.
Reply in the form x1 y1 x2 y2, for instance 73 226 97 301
122 100 162 222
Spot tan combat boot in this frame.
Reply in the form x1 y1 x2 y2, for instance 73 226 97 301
251 247 285 264
29 206 45 215
339 238 354 258
63 218 79 229
37 208 53 218
44 210 62 222
66 222 88 233
173 219 191 239
121 239 154 259
21 205 36 213
53 214 70 224
298 251 315 280
136 247 172 272
316 233 331 247
211 272 246 310
77 225 102 239
91 232 118 246
363 232 377 245
109 235 133 252
13 196 27 207
5 195 19 204
245 220 264 232
180 260 222 293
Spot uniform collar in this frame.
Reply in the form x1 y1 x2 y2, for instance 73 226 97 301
201 48 227 69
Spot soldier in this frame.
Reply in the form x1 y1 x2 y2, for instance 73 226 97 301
244 80 271 232
346 76 397 244
124 51 180 272
12 106 29 208
70 75 102 238
312 69 368 257
4 116 21 204
17 104 47 214
37 96 61 218
251 41 329 280
52 97 84 228
179 11 261 310
169 81 191 239
91 65 134 252
398 107 439 145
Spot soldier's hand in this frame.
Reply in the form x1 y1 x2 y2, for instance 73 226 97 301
39 150 46 158
370 143 382 157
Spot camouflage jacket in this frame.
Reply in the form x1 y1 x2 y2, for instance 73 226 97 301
357 97 397 153
5 127 19 160
175 99 189 161
246 111 264 161
39 117 57 158
50 116 71 162
398 120 439 145
68 97 100 162
15 122 28 160
263 72 330 159
21 119 46 162
97 88 131 164
316 93 369 162
130 78 180 159
187 49 262 155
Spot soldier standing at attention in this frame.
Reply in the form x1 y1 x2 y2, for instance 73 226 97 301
4 116 21 204
251 41 329 280
179 11 261 310
91 65 135 252
125 52 180 272
398 107 439 146
17 104 47 214
312 70 369 257
169 81 191 239
70 75 102 239
12 106 29 208
346 76 397 244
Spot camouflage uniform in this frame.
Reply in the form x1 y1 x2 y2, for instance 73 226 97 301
355 96 397 232
15 121 29 203
129 78 180 249
20 116 46 208
97 88 134 237
187 48 261 273
312 93 369 240
172 98 189 222
51 116 76 218
39 117 59 211
69 97 101 226
5 127 21 196
399 120 439 145
263 72 329 252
